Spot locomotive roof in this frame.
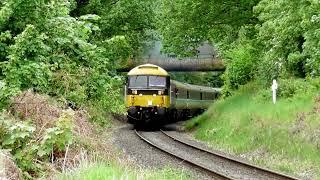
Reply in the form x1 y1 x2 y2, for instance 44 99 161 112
128 64 169 76
171 80 221 93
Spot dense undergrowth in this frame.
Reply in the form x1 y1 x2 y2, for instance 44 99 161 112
0 91 188 179
0 1 144 177
187 78 320 179
0 90 190 179
0 91 102 178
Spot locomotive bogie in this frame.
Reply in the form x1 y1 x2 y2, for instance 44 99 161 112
127 106 167 126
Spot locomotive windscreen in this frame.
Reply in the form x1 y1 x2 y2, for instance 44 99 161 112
149 76 166 88
129 76 148 88
129 75 167 89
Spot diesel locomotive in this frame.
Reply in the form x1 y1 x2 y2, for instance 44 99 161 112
125 64 220 127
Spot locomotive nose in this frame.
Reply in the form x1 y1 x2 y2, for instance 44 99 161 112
129 93 167 108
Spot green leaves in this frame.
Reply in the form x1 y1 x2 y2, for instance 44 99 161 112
254 0 320 79
0 0 156 110
0 0 73 33
77 0 157 59
1 120 35 149
157 0 260 56
223 41 257 90
254 0 304 78
0 0 153 178
0 111 74 176
38 111 73 157
157 0 320 91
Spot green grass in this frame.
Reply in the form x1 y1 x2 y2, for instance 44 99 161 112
58 162 192 180
187 82 320 179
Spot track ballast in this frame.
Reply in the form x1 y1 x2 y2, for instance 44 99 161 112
135 130 299 180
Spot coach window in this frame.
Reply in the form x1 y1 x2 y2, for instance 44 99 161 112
187 91 190 99
214 93 218 99
200 92 203 100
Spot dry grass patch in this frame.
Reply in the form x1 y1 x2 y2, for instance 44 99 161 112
1 90 117 178
0 150 22 180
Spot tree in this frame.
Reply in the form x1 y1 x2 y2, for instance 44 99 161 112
0 0 126 110
255 0 320 80
157 0 260 56
72 0 157 61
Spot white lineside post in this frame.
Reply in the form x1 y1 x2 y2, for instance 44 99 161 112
272 79 278 104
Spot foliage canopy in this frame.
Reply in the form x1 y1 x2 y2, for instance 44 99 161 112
157 0 320 90
0 0 156 110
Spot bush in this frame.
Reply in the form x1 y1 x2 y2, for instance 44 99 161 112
221 27 259 95
0 80 20 109
223 43 255 89
277 78 319 98
0 111 73 178
254 78 320 102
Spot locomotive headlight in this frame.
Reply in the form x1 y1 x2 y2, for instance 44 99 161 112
158 90 164 95
132 90 137 94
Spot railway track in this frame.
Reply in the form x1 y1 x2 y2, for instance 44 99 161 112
135 130 299 180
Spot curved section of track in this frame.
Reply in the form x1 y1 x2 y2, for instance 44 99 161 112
135 130 299 180
161 130 300 180
135 130 232 179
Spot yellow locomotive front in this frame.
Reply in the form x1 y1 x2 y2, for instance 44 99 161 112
125 64 170 126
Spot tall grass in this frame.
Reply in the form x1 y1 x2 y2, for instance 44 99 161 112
187 81 320 179
58 161 191 180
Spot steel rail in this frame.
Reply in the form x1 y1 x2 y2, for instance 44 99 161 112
134 130 234 180
160 130 299 180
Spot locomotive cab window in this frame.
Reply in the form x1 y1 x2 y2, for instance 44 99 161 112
128 75 167 89
129 76 148 88
149 76 166 88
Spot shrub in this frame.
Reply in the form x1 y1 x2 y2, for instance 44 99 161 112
254 78 320 102
223 42 256 89
277 78 319 98
222 25 259 94
0 111 73 178
0 80 20 109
